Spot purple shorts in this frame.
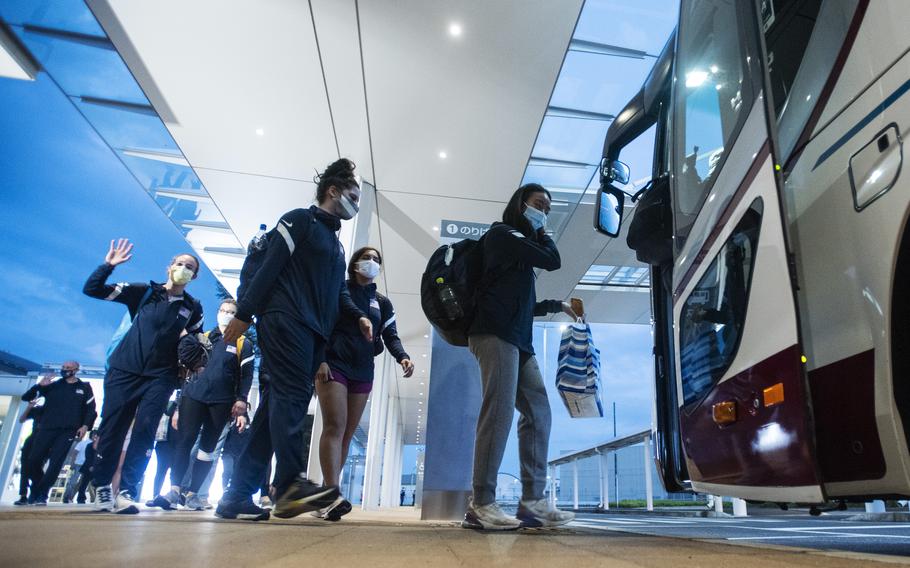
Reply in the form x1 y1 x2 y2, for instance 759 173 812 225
328 368 373 394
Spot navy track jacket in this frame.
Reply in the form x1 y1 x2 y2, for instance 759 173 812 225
179 327 255 404
326 280 409 382
22 378 96 430
84 263 204 382
468 222 563 354
235 205 365 338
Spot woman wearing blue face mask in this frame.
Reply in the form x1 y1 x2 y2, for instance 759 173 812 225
464 183 578 531
313 246 414 521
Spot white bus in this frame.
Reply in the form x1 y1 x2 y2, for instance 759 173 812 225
595 0 910 509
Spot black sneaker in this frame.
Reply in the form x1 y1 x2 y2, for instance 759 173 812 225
31 498 47 507
273 478 340 519
13 497 28 506
151 489 180 511
215 498 270 521
324 498 352 522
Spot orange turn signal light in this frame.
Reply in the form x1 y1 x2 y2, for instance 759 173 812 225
763 383 785 407
712 401 737 425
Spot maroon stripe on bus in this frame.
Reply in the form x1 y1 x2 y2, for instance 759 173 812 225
681 344 821 488
808 349 885 483
673 141 770 299
782 0 870 175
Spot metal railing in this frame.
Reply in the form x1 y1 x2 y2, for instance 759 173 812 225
548 429 653 511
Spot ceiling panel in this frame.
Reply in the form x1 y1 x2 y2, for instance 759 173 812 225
99 0 338 180
359 0 583 200
195 167 317 246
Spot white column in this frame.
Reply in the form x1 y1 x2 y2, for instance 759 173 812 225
306 401 324 484
600 451 610 510
572 460 579 511
362 355 390 509
732 497 748 517
380 393 399 507
548 465 557 507
866 500 886 513
643 436 653 511
597 451 604 509
714 495 724 514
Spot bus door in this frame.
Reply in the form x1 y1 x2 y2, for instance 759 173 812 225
669 0 824 503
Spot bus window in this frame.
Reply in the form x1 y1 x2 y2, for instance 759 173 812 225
672 0 754 250
679 199 762 407
762 0 823 117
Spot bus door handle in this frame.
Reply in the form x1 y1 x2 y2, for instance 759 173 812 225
848 123 903 211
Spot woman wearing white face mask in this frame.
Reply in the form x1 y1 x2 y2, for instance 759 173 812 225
152 299 253 511
463 183 579 531
83 241 205 514
313 246 414 520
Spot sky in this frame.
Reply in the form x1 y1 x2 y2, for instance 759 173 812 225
0 73 224 368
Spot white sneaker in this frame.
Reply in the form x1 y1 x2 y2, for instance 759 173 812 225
114 490 139 515
516 498 574 528
94 485 113 512
462 499 521 531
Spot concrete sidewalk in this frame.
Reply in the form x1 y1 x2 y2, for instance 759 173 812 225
0 506 903 567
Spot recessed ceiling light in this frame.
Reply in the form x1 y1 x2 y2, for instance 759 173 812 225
256 128 265 136
448 22 462 37
419 393 424 396
420 382 425 385
418 402 423 405
432 226 439 232
424 334 429 339
438 151 447 159
422 354 427 358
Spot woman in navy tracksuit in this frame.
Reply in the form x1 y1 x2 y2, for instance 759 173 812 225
314 246 414 521
84 241 203 514
217 158 372 522
154 298 254 511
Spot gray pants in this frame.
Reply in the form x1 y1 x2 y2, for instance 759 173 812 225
469 334 551 506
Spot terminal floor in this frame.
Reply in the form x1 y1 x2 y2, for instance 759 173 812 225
1 506 907 567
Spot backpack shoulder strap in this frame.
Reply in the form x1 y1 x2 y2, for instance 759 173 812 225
131 286 155 322
235 336 245 364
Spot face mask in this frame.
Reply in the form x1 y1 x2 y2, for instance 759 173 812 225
336 191 359 220
355 259 381 279
217 312 235 328
523 203 547 231
171 265 194 286
61 369 76 379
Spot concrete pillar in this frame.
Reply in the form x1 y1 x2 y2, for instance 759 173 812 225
420 333 482 520
597 451 604 509
866 500 886 513
363 355 390 510
572 460 579 511
714 495 724 514
600 451 610 510
643 436 653 511
732 497 748 517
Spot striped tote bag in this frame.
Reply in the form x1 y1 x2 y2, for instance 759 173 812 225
556 320 604 418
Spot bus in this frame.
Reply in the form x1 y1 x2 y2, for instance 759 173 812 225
594 0 910 508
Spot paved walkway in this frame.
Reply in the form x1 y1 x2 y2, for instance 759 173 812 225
0 505 905 567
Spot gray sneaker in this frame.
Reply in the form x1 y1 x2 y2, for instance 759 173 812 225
462 499 521 531
151 489 180 511
516 498 574 528
184 493 206 511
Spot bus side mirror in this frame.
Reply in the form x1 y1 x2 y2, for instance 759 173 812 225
601 158 631 185
594 185 625 238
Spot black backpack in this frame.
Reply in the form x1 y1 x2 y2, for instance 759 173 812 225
420 235 487 346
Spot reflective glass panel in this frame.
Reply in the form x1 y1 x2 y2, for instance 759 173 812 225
574 0 680 55
14 27 148 104
73 97 179 153
522 164 596 190
532 115 611 166
0 0 106 38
